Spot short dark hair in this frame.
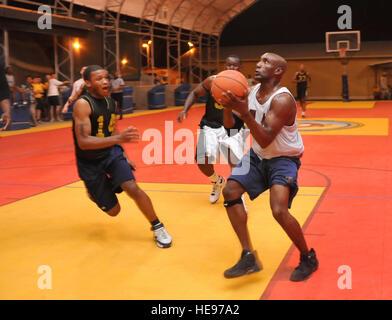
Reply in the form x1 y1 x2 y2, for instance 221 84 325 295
83 65 104 81
227 54 241 62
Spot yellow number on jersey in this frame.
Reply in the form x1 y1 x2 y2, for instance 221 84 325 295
214 102 224 110
96 115 105 137
96 114 116 137
108 114 116 133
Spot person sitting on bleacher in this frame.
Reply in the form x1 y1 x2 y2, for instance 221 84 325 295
6 66 27 107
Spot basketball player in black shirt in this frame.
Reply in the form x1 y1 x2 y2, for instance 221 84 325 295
72 65 172 248
293 64 311 118
177 55 249 204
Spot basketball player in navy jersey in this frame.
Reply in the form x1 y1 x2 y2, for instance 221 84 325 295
293 64 311 118
220 53 318 282
72 65 172 248
177 55 249 204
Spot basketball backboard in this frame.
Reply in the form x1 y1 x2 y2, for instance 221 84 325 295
325 30 361 53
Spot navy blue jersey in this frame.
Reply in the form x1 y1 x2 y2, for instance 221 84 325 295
296 71 309 88
72 93 116 160
199 81 244 134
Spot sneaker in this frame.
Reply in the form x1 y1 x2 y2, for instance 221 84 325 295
210 176 225 204
22 101 28 105
224 250 262 279
151 223 172 248
290 248 319 282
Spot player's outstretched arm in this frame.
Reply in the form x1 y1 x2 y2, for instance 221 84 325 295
73 99 139 150
177 76 213 122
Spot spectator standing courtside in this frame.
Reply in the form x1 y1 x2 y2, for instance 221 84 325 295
47 73 70 122
110 71 125 120
32 76 47 123
20 75 38 126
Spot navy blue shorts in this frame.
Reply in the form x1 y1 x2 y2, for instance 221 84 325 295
76 145 135 212
229 149 301 208
297 84 307 100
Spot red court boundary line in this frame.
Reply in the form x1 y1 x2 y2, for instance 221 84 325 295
260 167 332 300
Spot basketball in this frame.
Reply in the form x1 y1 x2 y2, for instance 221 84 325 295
211 70 248 105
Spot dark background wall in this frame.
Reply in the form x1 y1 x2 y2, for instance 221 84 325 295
221 0 392 46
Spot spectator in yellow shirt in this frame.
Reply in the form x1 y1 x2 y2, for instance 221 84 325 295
32 77 48 122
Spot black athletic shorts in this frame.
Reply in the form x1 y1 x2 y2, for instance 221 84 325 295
48 96 60 107
297 83 307 100
76 144 135 212
35 97 45 111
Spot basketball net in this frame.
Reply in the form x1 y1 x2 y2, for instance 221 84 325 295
339 47 349 66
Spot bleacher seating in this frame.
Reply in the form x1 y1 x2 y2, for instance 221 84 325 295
147 84 167 110
122 86 134 114
61 87 74 121
174 83 191 106
197 92 209 103
0 91 32 130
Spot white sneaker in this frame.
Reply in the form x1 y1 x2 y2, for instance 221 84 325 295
210 176 226 204
152 223 172 248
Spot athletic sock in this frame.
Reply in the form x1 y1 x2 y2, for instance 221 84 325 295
150 219 161 228
208 172 219 183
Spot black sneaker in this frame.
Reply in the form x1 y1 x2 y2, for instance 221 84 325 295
290 248 319 282
224 250 262 279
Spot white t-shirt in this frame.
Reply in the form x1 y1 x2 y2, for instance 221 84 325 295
249 84 304 159
47 78 63 96
6 74 15 87
380 75 388 90
110 78 125 90
73 78 85 93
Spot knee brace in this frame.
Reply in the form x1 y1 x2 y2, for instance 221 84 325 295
224 198 243 208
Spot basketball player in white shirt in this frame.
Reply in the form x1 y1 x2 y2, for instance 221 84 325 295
219 53 318 282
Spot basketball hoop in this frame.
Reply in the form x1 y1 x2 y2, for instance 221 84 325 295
339 47 349 65
339 47 347 58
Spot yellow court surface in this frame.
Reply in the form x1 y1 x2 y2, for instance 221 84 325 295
307 101 376 109
0 182 324 300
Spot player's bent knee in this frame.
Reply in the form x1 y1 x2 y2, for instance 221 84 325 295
271 206 288 222
122 180 143 199
106 203 120 217
222 180 243 200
